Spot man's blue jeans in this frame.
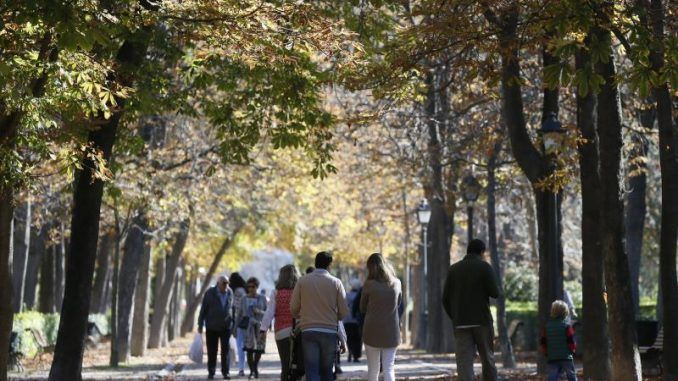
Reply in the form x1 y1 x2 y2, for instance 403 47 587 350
547 360 577 381
301 331 337 381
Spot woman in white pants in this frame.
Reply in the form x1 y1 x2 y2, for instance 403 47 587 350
359 253 402 381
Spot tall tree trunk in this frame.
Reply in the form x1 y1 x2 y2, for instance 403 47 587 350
576 46 611 381
54 223 66 309
486 7 564 372
180 235 237 336
110 220 122 366
639 0 678 378
487 140 516 368
114 211 149 364
131 242 152 356
595 28 642 381
411 261 423 349
91 229 113 314
0 188 14 381
12 200 31 313
400 187 412 345
423 70 453 354
24 224 48 309
148 219 190 349
38 244 56 313
152 253 166 347
48 35 149 381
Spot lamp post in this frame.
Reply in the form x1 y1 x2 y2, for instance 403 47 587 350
539 112 565 303
416 198 431 346
462 173 481 243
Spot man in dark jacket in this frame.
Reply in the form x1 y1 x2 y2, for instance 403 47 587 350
442 239 500 381
198 275 234 379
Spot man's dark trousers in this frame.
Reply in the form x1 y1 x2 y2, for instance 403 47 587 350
454 326 496 381
206 328 231 377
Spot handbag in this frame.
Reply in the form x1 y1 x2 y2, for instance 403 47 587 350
238 315 250 329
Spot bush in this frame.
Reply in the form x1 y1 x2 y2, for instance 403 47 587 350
503 267 538 302
13 311 60 357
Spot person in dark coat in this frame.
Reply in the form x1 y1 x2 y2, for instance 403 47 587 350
198 275 235 380
442 239 500 381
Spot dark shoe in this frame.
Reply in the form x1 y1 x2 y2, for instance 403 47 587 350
208 375 215 380
254 371 259 379
335 366 343 374
248 373 254 379
223 375 231 380
238 370 245 376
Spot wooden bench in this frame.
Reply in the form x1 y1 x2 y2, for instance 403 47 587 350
639 325 663 375
25 327 54 362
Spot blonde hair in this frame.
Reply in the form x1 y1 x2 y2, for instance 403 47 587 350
550 300 569 318
367 253 395 284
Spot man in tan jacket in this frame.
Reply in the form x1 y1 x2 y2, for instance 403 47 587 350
291 251 349 381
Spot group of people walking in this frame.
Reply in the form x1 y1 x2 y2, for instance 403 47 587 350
197 251 401 381
198 239 578 381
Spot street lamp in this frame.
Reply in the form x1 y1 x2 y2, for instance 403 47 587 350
539 112 565 303
462 173 481 243
416 199 431 347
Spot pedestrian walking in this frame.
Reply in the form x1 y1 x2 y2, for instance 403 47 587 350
359 253 402 381
442 239 500 381
260 265 302 381
540 300 578 381
229 272 247 376
198 275 234 380
237 277 267 379
291 251 349 381
344 279 363 362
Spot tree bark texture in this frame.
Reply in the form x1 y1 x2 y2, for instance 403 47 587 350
48 35 148 381
24 224 48 310
0 187 14 381
576 46 611 381
91 229 113 314
180 235 236 336
595 28 642 381
131 234 152 356
424 71 454 354
625 130 649 316
38 244 56 313
12 200 31 313
643 0 678 377
114 211 149 363
487 141 516 368
147 219 190 349
54 223 66 310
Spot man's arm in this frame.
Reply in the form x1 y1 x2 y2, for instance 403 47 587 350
290 282 301 318
485 264 500 299
442 267 454 320
197 290 209 333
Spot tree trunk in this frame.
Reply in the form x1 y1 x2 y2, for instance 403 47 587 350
114 211 149 363
54 223 66 310
0 187 14 381
400 187 412 345
595 28 642 381
411 261 423 349
626 107 652 315
24 224 48 309
48 34 149 380
48 116 120 380
423 71 453 354
38 244 56 313
576 45 611 381
12 199 31 313
131 235 152 356
148 219 190 349
152 253 166 347
180 235 237 336
487 141 516 368
91 229 113 314
110 221 122 366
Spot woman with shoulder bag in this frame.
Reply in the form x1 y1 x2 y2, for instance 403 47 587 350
238 277 267 379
